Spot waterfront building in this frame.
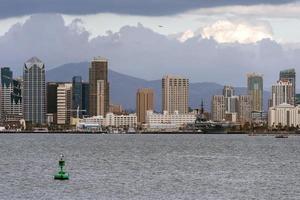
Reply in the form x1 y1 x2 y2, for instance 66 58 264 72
72 76 89 117
57 83 72 125
89 57 109 117
145 110 196 130
23 57 46 125
136 88 154 124
0 67 23 121
271 80 294 106
162 75 189 114
77 115 104 131
78 113 137 129
225 112 238 123
279 68 296 105
268 104 300 127
105 113 137 128
211 95 225 121
251 111 268 124
238 95 252 125
82 83 89 115
247 73 263 112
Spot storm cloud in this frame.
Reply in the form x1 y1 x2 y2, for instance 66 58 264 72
0 0 298 19
0 14 299 88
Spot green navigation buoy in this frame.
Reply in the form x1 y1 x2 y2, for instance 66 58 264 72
54 154 69 180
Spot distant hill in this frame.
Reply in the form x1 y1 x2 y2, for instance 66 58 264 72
47 62 270 111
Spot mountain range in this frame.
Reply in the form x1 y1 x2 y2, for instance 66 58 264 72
46 62 270 111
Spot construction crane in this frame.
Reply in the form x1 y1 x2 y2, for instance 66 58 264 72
67 106 86 119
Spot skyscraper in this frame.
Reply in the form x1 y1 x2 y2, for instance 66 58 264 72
223 85 234 98
0 67 22 120
223 85 235 113
238 95 252 125
89 57 109 116
82 82 89 115
23 57 46 125
162 75 189 114
57 83 72 125
247 73 263 112
72 76 82 111
279 68 296 105
136 88 154 124
271 80 294 106
72 76 89 117
47 82 59 123
211 95 225 121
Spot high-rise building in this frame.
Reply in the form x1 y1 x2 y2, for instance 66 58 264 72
23 57 46 125
0 67 22 120
57 83 72 125
162 75 189 114
82 82 89 115
223 85 235 113
72 76 89 117
271 80 294 107
247 73 263 112
89 57 109 116
223 85 234 97
47 82 59 124
72 76 82 111
211 95 225 121
238 95 252 125
269 104 300 127
136 88 154 124
280 68 296 105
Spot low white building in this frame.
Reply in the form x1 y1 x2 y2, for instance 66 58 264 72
105 113 137 128
145 110 196 130
77 115 104 130
77 113 137 129
268 103 300 127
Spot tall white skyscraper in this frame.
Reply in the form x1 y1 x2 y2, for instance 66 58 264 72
271 80 294 107
23 57 46 124
162 75 189 114
279 68 296 105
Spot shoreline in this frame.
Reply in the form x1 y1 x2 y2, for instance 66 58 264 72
0 131 299 135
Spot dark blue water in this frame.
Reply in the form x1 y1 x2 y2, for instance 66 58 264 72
0 134 300 200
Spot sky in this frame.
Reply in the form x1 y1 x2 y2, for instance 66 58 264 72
0 0 300 88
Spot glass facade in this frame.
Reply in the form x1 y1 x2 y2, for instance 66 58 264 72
23 57 46 125
72 76 89 117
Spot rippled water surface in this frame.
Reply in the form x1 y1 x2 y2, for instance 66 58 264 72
1 134 300 200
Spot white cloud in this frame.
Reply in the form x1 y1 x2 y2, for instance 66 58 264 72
178 30 194 42
199 20 273 44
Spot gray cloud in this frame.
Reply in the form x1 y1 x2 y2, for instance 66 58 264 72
0 14 299 89
0 0 298 18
